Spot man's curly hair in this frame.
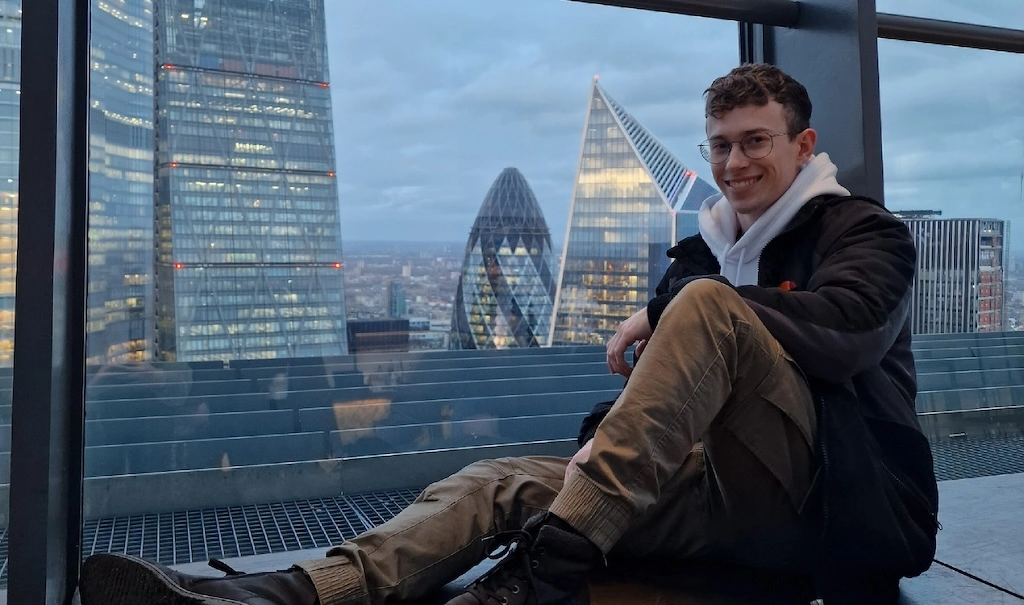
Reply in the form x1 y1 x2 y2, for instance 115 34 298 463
704 63 812 139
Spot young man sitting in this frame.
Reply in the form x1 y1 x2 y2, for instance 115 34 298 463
79 63 939 605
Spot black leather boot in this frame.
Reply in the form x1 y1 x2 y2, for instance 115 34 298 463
445 513 602 605
79 553 321 605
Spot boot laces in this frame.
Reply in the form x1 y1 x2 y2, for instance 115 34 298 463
207 558 244 576
465 529 538 605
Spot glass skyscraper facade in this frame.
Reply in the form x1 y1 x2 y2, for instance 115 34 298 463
0 0 19 366
900 215 1006 334
153 0 348 361
451 167 557 350
550 79 716 346
87 0 156 364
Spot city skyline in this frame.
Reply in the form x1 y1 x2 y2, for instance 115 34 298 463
0 0 1020 367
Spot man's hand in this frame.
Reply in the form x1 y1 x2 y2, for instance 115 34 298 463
606 307 653 377
564 438 594 484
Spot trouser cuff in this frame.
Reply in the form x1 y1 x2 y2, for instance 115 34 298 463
547 471 632 553
295 556 368 605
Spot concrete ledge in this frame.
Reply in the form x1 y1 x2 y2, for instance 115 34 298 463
2 440 580 520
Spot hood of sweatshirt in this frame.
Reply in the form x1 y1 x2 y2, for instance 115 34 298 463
697 152 850 286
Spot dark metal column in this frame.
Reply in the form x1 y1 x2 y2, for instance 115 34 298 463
7 0 90 601
757 0 885 203
739 21 775 63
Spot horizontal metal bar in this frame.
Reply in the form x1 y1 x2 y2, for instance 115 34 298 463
878 13 1024 53
568 0 799 27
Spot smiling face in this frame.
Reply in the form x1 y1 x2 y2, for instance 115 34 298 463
706 100 816 233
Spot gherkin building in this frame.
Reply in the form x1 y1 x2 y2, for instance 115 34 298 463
450 168 558 350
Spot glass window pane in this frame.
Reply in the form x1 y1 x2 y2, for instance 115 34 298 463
880 39 1024 471
877 0 1024 30
80 0 734 576
0 0 18 593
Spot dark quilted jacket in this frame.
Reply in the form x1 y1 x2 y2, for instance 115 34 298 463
578 195 939 602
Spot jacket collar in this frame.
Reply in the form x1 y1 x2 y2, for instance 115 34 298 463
667 194 879 260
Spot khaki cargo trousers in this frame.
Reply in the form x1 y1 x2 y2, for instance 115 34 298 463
298 280 818 605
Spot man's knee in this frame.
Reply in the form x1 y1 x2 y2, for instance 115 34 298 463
454 457 519 483
433 456 559 488
663 278 746 321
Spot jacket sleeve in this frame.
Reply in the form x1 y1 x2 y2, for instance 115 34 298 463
735 203 916 382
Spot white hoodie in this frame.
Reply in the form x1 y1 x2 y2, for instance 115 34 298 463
697 152 849 286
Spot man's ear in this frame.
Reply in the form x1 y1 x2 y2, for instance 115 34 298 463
797 128 817 162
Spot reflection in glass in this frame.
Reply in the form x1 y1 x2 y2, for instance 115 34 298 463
0 0 18 588
0 0 18 366
88 0 155 364
550 79 717 345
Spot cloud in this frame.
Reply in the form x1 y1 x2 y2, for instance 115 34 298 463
878 35 1024 236
325 0 736 243
326 0 1024 246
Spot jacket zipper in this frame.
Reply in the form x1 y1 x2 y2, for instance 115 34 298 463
879 457 941 530
818 394 829 530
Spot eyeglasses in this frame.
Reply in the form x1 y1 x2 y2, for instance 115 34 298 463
699 132 793 164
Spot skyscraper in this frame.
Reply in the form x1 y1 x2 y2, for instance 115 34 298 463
450 167 557 350
550 78 716 346
898 214 1006 334
153 0 348 361
87 0 156 364
388 280 407 318
0 1 19 366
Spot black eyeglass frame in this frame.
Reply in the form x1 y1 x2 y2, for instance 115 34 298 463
698 132 798 164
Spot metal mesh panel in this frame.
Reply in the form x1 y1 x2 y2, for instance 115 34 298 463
932 436 1024 481
0 495 369 588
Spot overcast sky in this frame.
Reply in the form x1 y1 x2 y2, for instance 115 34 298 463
324 0 1024 247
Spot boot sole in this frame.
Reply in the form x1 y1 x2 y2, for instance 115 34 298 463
80 553 242 605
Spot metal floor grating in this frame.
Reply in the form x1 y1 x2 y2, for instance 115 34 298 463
0 490 419 589
0 440 1021 589
931 436 1024 481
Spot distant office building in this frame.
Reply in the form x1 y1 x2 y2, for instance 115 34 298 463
0 1 20 365
388 280 407 318
347 318 409 354
898 214 1005 334
550 78 717 346
450 167 557 349
153 0 348 361
87 0 156 364
0 0 158 366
